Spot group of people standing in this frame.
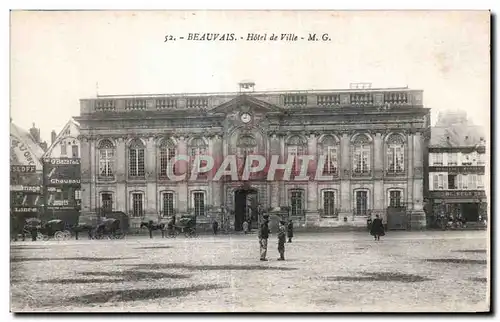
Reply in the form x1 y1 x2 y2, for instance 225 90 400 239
258 218 293 261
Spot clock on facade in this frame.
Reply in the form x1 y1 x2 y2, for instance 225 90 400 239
240 113 252 123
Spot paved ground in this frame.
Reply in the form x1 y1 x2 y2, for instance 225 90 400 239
10 230 489 312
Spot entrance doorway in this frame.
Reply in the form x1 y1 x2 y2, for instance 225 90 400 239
234 188 258 231
461 203 480 222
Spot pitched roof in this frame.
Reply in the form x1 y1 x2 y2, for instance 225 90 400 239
430 125 485 147
43 118 81 158
10 122 45 169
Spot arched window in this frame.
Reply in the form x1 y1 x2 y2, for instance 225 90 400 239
319 135 339 175
352 134 371 174
237 135 257 176
159 138 176 178
189 138 208 178
286 136 307 174
128 139 145 178
98 139 115 178
386 134 405 173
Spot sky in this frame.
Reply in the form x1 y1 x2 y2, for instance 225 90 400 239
10 10 490 143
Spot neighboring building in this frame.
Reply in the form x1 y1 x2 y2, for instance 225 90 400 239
42 119 81 224
10 121 46 222
75 83 431 230
427 111 487 224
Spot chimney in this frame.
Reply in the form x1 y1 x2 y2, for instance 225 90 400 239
29 122 41 143
51 130 57 145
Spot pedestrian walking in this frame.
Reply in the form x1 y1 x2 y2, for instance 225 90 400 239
370 214 385 241
277 220 286 260
212 219 219 235
258 220 269 261
287 219 294 243
243 220 249 234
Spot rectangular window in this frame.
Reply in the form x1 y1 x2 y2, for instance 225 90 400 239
74 189 81 200
99 149 114 177
447 153 457 166
72 145 79 158
160 147 176 177
461 175 469 189
324 147 338 174
477 153 486 165
462 153 472 165
389 190 402 207
477 175 484 189
132 193 143 217
355 190 368 216
469 174 476 190
190 147 207 178
438 174 444 189
388 146 404 172
61 143 67 156
290 190 304 216
162 192 174 217
288 146 304 175
193 192 205 217
323 190 336 217
432 174 439 190
448 175 456 190
101 193 113 212
353 147 370 173
129 149 145 177
432 153 443 165
477 174 484 189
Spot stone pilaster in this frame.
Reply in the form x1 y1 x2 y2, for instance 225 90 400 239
373 132 384 213
177 136 188 212
89 140 97 212
410 132 426 229
406 132 414 208
211 135 223 207
307 133 318 179
116 138 126 182
115 138 127 213
80 137 91 213
339 133 351 215
340 133 350 175
279 136 286 205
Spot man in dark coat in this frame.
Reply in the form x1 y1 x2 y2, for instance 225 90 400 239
370 214 385 241
277 221 286 260
212 220 219 235
287 220 294 243
258 220 270 261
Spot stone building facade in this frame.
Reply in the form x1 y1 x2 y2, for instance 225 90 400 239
76 86 431 229
426 112 488 226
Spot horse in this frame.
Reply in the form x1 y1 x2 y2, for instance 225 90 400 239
140 221 166 238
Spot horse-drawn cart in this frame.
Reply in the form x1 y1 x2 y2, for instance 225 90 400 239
37 219 72 241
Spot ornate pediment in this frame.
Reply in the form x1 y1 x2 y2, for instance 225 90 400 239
209 95 284 115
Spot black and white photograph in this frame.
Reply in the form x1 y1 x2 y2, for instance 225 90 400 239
8 10 490 313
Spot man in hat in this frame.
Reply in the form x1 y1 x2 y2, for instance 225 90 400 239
258 219 270 261
277 220 287 260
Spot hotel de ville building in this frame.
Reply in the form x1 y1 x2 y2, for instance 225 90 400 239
75 83 431 231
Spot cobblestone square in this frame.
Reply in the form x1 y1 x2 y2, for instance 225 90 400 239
10 230 489 312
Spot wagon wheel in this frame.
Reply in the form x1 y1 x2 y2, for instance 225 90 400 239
36 232 44 241
62 230 71 240
54 231 64 241
42 234 49 241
